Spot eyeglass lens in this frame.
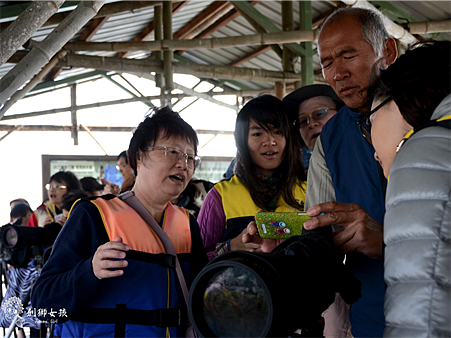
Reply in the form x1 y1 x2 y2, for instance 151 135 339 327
45 184 67 190
298 108 331 128
164 148 199 169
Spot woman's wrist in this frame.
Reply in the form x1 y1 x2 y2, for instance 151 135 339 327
214 240 231 257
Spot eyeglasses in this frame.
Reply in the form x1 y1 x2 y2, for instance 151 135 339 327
358 97 392 148
45 184 67 190
147 146 201 169
294 108 336 129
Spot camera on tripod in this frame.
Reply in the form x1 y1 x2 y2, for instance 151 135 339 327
0 219 61 268
188 226 362 338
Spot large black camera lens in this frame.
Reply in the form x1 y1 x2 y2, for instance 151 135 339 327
0 223 62 268
203 266 271 337
190 251 301 338
4 227 19 248
189 231 362 338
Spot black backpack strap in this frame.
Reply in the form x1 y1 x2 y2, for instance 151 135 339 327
69 305 186 336
126 249 176 268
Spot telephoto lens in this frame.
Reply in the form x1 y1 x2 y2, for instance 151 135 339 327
0 223 62 268
188 227 361 338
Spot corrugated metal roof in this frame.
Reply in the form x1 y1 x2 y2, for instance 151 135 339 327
1 0 450 93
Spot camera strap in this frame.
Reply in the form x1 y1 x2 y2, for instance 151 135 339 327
119 191 190 307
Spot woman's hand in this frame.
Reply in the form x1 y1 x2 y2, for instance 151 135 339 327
101 178 121 196
54 215 67 226
229 227 262 252
242 221 285 253
43 215 53 226
92 237 130 280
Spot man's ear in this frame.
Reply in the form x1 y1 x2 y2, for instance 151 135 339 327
383 37 397 67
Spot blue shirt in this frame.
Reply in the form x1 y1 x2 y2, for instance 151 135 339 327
321 105 386 338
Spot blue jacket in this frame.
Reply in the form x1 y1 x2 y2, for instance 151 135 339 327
321 106 386 337
31 196 208 337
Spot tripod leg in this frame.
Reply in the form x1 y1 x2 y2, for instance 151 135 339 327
5 313 20 338
41 322 47 338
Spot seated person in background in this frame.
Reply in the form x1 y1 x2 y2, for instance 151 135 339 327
28 171 81 227
80 177 105 196
197 95 307 260
9 198 30 210
283 84 344 166
31 107 208 337
368 40 450 338
9 203 33 226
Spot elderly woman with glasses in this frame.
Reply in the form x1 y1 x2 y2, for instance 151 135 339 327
28 171 81 227
283 84 344 153
32 107 208 338
367 40 450 338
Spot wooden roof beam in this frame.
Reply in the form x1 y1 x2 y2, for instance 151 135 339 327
176 1 261 55
0 124 235 135
57 53 303 83
0 1 165 32
116 1 188 58
45 15 111 81
226 6 334 68
231 1 307 57
174 1 230 40
228 45 271 67
64 30 318 52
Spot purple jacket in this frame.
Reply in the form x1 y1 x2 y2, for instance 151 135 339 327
197 188 226 261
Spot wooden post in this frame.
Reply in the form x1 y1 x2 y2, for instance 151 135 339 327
70 84 78 145
163 0 173 104
275 82 285 99
300 1 313 86
282 0 295 74
154 5 163 91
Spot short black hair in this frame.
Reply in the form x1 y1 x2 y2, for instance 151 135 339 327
368 40 451 128
9 198 29 207
117 151 128 164
128 106 198 176
10 203 33 220
49 171 82 192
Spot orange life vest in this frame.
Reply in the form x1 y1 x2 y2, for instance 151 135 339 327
91 197 192 254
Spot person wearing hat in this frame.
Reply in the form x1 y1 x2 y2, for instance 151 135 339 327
283 84 344 153
80 177 105 196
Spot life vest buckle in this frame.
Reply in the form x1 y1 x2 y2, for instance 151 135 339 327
157 253 176 268
156 308 182 327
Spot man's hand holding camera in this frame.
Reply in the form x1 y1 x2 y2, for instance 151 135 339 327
304 202 383 259
242 202 383 259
